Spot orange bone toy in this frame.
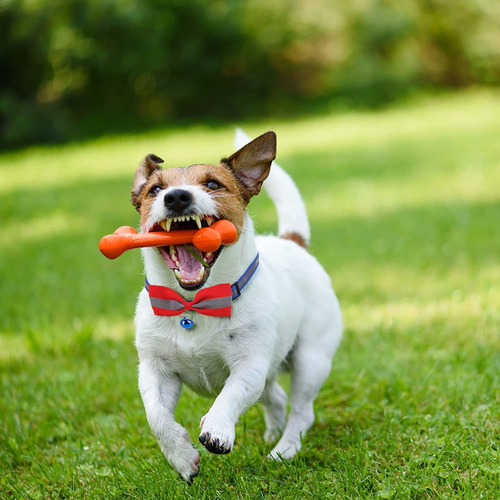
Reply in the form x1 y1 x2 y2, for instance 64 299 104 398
99 219 237 260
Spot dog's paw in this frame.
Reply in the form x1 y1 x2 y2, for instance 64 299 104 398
160 431 201 484
166 446 200 484
268 437 301 461
199 413 235 454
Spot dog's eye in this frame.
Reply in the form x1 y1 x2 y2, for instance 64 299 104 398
148 185 162 196
206 179 222 190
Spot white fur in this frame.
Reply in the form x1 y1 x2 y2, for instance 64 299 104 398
134 132 342 482
144 184 218 232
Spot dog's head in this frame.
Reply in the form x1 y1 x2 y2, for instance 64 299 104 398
131 131 276 290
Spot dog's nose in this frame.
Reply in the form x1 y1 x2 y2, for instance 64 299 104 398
164 189 193 213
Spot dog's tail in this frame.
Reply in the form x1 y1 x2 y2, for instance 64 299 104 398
235 128 310 248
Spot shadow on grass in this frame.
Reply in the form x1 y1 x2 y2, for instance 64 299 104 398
315 198 500 268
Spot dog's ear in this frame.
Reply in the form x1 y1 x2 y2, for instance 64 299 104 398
131 154 164 211
222 131 276 199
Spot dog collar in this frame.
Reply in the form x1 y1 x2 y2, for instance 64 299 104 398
145 253 259 328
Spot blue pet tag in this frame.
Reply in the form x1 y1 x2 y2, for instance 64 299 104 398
180 317 194 329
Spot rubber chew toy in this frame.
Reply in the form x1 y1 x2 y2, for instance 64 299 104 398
99 219 237 260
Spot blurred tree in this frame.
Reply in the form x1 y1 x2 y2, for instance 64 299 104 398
0 0 499 147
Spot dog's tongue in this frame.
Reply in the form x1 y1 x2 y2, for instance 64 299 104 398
176 244 203 281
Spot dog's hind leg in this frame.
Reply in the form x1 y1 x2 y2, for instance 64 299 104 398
268 337 334 460
260 379 288 444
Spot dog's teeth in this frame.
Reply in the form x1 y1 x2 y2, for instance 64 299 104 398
174 270 182 280
170 248 179 264
160 220 167 230
205 252 212 259
206 216 214 226
194 215 202 229
166 219 172 231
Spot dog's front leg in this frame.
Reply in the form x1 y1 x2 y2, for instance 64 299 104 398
138 358 200 483
199 357 268 454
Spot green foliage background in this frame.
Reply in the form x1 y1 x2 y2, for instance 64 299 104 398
1 0 500 147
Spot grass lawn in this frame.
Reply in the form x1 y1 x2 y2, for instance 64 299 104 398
1 89 499 499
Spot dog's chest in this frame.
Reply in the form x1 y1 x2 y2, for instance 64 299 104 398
147 323 238 395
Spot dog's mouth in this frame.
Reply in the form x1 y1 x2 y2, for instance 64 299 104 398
150 215 223 290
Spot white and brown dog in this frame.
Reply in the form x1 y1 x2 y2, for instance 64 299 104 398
131 129 342 482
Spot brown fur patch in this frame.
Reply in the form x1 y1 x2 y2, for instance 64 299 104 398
281 232 308 249
132 163 250 234
132 132 276 234
222 131 276 198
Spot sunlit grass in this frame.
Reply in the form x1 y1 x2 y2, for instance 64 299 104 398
1 89 499 498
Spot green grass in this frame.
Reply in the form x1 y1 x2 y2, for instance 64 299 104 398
1 88 499 499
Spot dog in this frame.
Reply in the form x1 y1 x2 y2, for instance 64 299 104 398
131 129 342 483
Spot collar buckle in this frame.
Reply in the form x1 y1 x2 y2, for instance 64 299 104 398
231 281 242 300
